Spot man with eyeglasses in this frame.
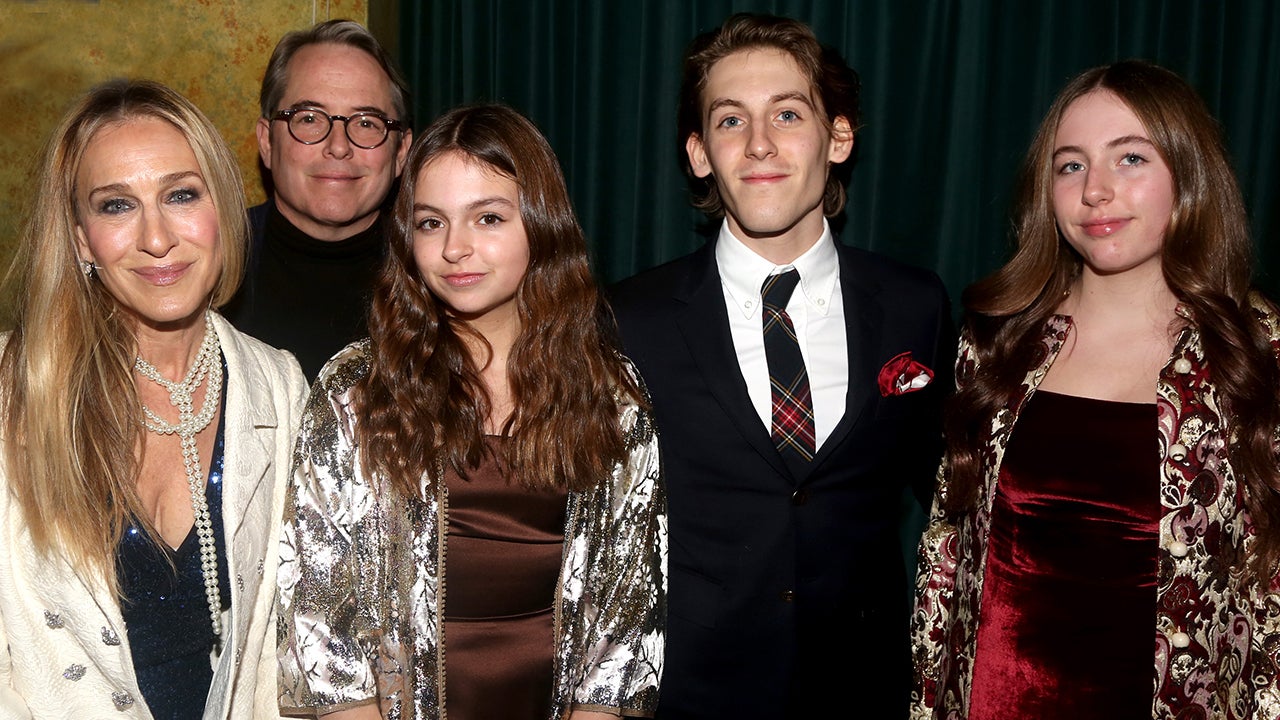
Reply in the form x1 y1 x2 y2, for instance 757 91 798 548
224 19 412 379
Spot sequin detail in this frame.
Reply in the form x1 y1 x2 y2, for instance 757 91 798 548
111 691 134 710
44 610 64 629
101 627 120 646
276 342 667 718
62 664 85 681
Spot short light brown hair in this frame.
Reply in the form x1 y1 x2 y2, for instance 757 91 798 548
677 13 861 218
259 19 411 124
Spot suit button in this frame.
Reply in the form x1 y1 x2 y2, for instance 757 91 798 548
780 590 795 602
791 489 808 506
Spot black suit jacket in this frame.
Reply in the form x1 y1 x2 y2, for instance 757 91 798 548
609 238 954 719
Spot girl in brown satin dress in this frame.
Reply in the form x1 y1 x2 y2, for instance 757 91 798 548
278 105 666 720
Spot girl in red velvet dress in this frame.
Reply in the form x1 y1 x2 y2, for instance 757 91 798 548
912 60 1280 719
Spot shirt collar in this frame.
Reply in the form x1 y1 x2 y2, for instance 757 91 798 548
715 219 840 319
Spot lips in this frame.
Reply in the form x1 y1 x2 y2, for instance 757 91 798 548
1080 217 1130 237
443 272 485 287
134 263 190 286
742 172 788 184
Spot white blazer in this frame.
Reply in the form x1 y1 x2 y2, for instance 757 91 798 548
0 313 308 719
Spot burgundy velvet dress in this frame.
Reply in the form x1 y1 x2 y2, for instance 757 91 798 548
968 390 1160 719
443 437 568 720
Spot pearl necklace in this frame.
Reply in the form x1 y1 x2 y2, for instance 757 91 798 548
134 312 224 638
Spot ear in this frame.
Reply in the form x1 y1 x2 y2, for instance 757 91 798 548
827 115 854 164
686 132 712 179
74 223 93 264
393 128 413 178
256 117 273 170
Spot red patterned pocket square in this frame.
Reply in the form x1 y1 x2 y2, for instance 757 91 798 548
878 351 934 397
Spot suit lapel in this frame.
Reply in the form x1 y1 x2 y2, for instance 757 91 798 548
810 244 882 473
673 243 794 481
215 315 278 548
210 316 278 686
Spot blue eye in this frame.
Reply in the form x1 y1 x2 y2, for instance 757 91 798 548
168 188 200 204
99 198 133 214
778 110 799 122
718 116 743 129
1120 153 1146 166
1057 160 1084 175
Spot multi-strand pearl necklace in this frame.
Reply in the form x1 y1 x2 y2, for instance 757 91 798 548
134 311 224 637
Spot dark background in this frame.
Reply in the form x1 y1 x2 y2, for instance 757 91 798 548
392 0 1280 306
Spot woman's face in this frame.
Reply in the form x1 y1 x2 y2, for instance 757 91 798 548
1051 89 1176 279
411 151 531 335
75 117 222 334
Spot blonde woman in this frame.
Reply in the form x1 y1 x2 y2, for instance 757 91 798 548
0 80 307 719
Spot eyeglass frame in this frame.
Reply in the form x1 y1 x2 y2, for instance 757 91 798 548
270 107 406 150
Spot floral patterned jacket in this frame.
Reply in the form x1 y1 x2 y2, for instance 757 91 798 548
911 293 1280 719
277 342 667 719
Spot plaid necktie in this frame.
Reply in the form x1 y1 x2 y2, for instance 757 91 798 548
761 269 816 468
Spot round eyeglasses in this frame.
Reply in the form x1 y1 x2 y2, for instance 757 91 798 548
271 108 405 149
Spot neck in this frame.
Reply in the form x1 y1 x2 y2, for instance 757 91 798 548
1062 264 1179 330
275 201 378 243
134 311 211 381
727 216 824 266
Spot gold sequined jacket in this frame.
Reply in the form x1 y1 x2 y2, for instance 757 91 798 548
277 341 667 719
911 294 1280 719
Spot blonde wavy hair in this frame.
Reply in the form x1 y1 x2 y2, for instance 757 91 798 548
0 79 247 592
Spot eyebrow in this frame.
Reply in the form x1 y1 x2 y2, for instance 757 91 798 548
289 100 390 115
1052 134 1155 160
706 91 817 118
86 170 203 198
413 196 517 214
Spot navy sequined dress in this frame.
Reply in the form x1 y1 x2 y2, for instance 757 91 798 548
115 368 233 720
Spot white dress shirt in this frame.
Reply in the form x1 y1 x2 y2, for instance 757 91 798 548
715 220 849 451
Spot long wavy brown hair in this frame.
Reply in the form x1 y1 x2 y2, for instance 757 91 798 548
355 104 643 496
942 60 1280 580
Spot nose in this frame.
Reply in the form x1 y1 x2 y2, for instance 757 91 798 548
1082 167 1113 206
441 228 473 263
323 117 355 159
746 122 777 160
137 206 179 257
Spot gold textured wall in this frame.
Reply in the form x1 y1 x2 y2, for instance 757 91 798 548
0 0 369 272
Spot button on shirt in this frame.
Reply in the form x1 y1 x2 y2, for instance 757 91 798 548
716 219 848 451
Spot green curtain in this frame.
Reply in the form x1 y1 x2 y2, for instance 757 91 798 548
399 0 1280 302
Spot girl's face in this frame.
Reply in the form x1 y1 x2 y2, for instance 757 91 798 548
411 151 531 335
1051 89 1175 280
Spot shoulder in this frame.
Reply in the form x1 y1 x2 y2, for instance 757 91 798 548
310 340 373 401
214 313 305 387
1248 290 1280 335
608 246 708 311
838 243 948 299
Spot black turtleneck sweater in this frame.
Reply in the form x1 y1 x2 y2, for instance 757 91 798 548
223 201 385 379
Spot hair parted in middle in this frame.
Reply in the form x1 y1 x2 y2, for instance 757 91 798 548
944 59 1280 581
0 78 247 594
676 12 861 219
356 103 643 498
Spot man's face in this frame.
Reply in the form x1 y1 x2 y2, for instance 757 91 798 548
256 42 411 242
686 48 851 254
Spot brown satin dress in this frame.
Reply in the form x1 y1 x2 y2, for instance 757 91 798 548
443 437 568 720
969 390 1160 719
